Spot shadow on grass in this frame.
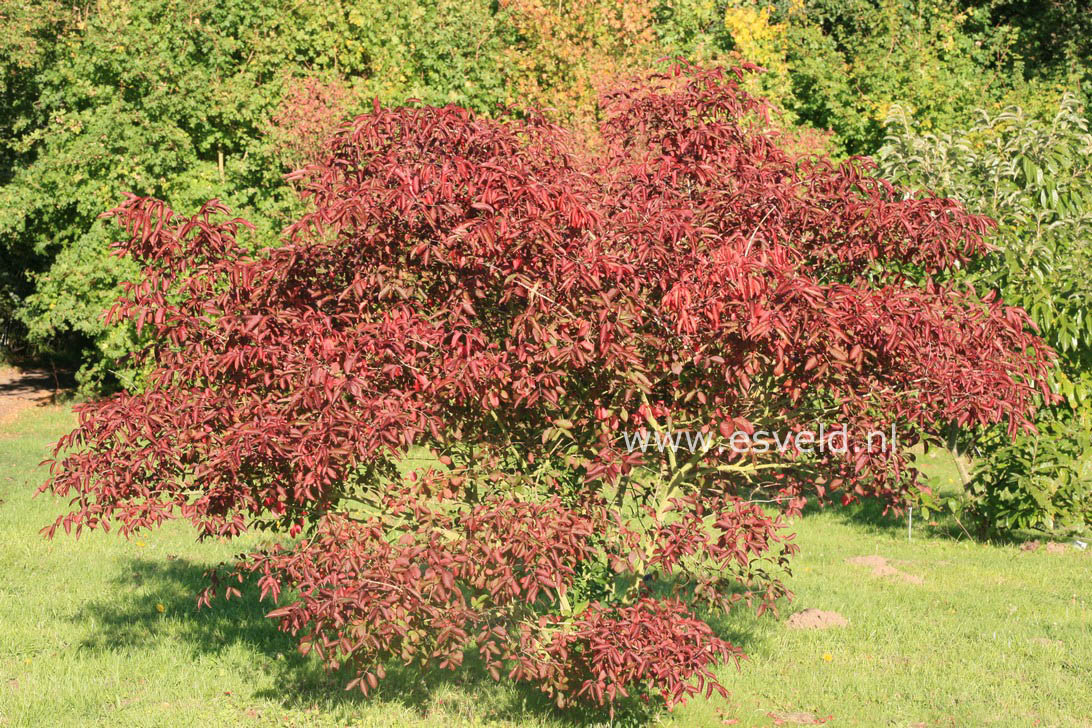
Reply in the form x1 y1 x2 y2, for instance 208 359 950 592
800 495 910 536
75 556 285 657
75 555 761 726
797 491 1051 547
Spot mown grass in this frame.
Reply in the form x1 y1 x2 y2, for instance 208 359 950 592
1 405 1089 727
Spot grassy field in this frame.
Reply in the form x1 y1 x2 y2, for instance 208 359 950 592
1 405 1089 727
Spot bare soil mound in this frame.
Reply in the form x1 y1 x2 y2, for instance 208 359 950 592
785 608 848 630
846 554 924 585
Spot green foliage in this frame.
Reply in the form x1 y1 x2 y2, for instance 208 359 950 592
965 0 1092 113
653 0 1085 156
0 0 513 390
964 410 1092 534
0 0 73 355
879 95 1092 535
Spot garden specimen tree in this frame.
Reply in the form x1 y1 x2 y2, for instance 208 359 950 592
43 66 1054 712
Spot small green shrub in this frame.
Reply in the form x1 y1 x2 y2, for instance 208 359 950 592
879 94 1092 535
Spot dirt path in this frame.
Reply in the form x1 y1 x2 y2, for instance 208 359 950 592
0 367 61 429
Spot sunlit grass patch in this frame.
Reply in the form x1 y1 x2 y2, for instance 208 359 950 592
1 406 1088 727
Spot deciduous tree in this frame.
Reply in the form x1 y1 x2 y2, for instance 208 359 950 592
44 65 1052 712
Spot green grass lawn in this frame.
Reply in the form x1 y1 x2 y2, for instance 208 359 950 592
1 405 1089 727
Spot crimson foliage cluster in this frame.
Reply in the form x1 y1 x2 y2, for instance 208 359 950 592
43 66 1052 711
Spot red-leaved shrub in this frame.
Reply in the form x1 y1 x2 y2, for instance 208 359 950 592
267 74 355 170
42 65 1053 712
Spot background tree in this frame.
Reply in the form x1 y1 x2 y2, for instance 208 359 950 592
0 0 512 390
879 95 1092 535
